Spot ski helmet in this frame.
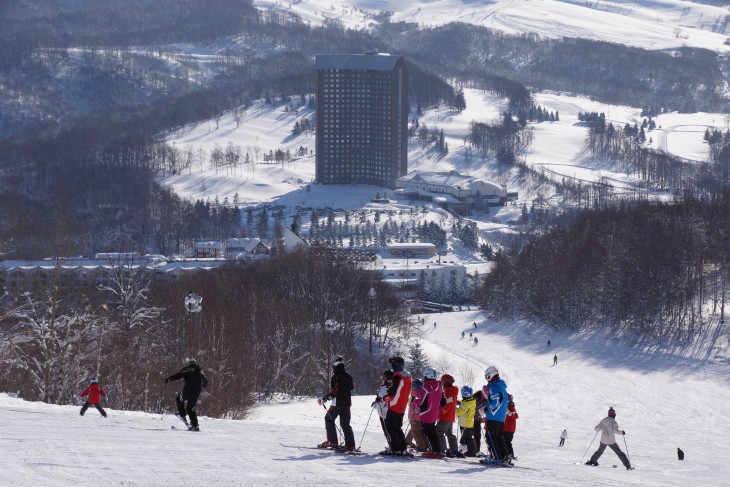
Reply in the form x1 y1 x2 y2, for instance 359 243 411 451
332 355 345 367
461 385 473 398
608 407 616 418
90 376 98 384
484 365 499 381
413 378 424 389
184 358 196 366
441 373 455 384
382 369 394 381
388 356 405 368
423 367 438 380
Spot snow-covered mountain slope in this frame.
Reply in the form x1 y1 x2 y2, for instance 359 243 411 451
162 89 727 212
255 0 730 53
3 311 728 486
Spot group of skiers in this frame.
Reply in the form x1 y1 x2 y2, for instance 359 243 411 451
79 358 209 432
318 355 519 465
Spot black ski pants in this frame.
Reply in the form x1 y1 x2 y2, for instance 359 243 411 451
384 410 407 453
325 405 356 448
422 421 441 454
473 420 482 452
80 402 107 417
503 431 515 457
459 426 477 456
589 442 631 468
485 420 508 460
176 392 200 427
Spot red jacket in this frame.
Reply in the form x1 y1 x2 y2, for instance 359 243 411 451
385 369 412 414
81 383 107 404
504 403 518 433
439 385 459 422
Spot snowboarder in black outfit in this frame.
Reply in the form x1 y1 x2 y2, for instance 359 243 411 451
586 407 632 470
165 358 208 431
677 447 684 460
318 356 357 451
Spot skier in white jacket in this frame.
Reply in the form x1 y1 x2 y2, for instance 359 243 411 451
586 407 632 469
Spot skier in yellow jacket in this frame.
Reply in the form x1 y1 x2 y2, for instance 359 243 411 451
456 386 477 457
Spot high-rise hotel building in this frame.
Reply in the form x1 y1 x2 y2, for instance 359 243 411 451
315 53 408 188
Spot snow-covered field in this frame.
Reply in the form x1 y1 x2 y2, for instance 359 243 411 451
255 0 730 52
2 310 729 486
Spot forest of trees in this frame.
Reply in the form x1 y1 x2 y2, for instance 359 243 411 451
0 251 410 416
480 194 730 340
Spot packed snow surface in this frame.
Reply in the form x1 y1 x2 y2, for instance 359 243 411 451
2 311 729 486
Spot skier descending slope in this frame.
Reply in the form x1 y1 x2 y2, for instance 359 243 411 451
164 358 208 431
381 356 412 457
586 407 632 470
318 356 356 452
80 376 107 418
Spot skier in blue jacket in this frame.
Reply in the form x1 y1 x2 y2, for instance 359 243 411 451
481 365 510 464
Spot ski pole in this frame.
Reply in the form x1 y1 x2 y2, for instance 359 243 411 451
359 406 375 450
580 430 599 464
623 434 631 464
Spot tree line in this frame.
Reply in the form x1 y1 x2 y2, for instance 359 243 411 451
479 194 730 339
0 251 408 416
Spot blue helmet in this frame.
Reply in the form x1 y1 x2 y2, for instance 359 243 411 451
413 378 424 389
461 385 473 398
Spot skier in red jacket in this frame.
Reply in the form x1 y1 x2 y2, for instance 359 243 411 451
80 377 107 417
503 394 518 460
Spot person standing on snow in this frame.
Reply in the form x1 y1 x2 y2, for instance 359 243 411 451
503 394 519 460
586 407 632 470
373 369 393 449
80 376 107 417
455 385 477 457
407 378 430 452
677 447 684 460
472 388 487 454
165 358 208 431
420 367 445 458
381 356 412 456
318 356 356 451
437 373 460 457
553 354 558 365
481 365 510 464
560 429 568 447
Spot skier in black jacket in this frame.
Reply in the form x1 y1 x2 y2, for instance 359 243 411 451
318 356 356 451
165 358 208 431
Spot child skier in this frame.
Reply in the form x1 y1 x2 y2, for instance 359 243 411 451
381 356 412 456
80 376 107 417
503 394 518 460
456 385 477 456
437 373 460 457
373 369 393 452
586 407 632 470
420 368 445 458
407 378 430 452
472 388 487 454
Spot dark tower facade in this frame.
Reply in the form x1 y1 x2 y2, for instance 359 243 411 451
315 53 408 188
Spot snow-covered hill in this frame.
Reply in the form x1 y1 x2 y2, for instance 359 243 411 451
255 0 730 53
2 310 728 486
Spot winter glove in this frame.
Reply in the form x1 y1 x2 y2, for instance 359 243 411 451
621 430 626 435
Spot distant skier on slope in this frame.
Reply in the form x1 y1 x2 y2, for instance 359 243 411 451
586 407 632 470
677 447 684 460
560 429 568 447
80 376 107 417
164 358 208 431
318 356 356 451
